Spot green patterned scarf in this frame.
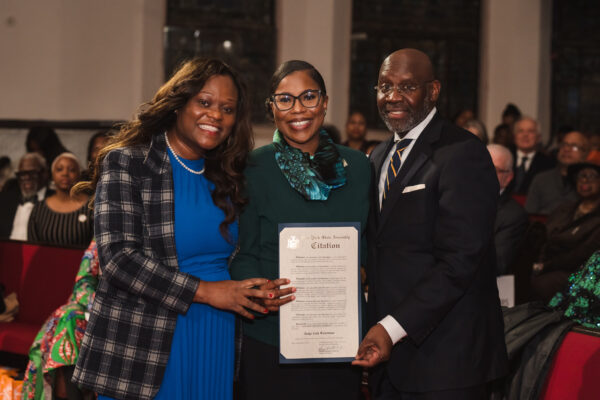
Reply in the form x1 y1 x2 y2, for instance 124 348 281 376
273 129 346 201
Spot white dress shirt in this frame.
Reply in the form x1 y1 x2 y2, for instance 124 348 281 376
516 149 536 172
9 186 46 241
376 107 437 345
378 108 437 208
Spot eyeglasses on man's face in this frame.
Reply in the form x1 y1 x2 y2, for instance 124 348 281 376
577 170 600 182
16 170 40 181
270 89 322 111
374 80 434 97
559 142 586 152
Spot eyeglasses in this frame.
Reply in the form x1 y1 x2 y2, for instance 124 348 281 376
577 170 600 182
374 80 434 97
270 90 323 111
560 142 587 152
16 170 40 180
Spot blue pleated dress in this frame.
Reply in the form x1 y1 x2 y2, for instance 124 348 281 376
99 149 236 400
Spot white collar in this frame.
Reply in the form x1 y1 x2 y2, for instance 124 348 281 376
516 149 536 160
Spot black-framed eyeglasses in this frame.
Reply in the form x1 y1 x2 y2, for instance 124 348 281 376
270 89 323 111
374 80 435 97
16 170 40 180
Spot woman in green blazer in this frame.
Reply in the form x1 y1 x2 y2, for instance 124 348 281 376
230 60 370 400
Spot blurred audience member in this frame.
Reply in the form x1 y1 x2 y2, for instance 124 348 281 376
488 144 528 276
526 131 590 215
530 156 600 302
502 103 521 128
453 108 474 128
28 152 93 248
26 126 68 167
0 156 12 191
0 153 52 241
342 111 379 155
547 125 576 161
464 119 489 144
492 123 514 151
511 117 555 194
81 130 111 181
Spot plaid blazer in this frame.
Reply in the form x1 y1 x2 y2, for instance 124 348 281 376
72 133 200 400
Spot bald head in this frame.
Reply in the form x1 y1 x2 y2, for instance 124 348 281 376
376 48 441 135
380 49 436 82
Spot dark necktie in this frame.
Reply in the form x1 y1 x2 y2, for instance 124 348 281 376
383 138 413 202
514 155 529 192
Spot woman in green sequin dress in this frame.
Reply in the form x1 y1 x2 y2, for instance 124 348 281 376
549 250 600 329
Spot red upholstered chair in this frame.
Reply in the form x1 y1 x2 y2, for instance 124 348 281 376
540 326 600 400
0 241 83 355
512 194 527 207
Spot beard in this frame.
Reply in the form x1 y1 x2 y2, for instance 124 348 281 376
20 184 39 199
379 96 433 135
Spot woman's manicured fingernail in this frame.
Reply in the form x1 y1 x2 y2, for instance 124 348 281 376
268 293 274 298
263 309 268 313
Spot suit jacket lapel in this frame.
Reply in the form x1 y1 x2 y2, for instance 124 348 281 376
378 113 443 234
372 138 395 185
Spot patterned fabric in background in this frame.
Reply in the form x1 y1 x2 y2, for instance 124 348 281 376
22 240 99 399
549 250 600 329
0 367 23 399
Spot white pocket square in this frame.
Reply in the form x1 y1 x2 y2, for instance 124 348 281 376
402 184 426 193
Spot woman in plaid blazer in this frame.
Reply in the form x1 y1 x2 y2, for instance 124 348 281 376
71 59 292 400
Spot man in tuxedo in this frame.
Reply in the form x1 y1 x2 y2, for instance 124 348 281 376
511 117 555 194
353 49 508 399
488 144 528 276
0 153 51 240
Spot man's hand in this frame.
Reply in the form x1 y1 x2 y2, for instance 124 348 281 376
352 323 393 368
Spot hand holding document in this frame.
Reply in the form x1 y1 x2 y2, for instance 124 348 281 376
278 223 362 363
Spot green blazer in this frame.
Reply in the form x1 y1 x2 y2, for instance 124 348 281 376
230 143 371 346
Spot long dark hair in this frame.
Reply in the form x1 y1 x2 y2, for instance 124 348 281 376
74 58 253 239
26 126 68 166
265 60 327 120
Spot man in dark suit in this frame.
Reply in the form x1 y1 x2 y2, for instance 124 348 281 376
0 153 51 240
488 144 528 276
353 49 508 399
511 116 555 195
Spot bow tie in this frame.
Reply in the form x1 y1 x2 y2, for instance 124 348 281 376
20 195 38 205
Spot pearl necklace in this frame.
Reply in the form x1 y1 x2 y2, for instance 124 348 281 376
164 132 205 175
